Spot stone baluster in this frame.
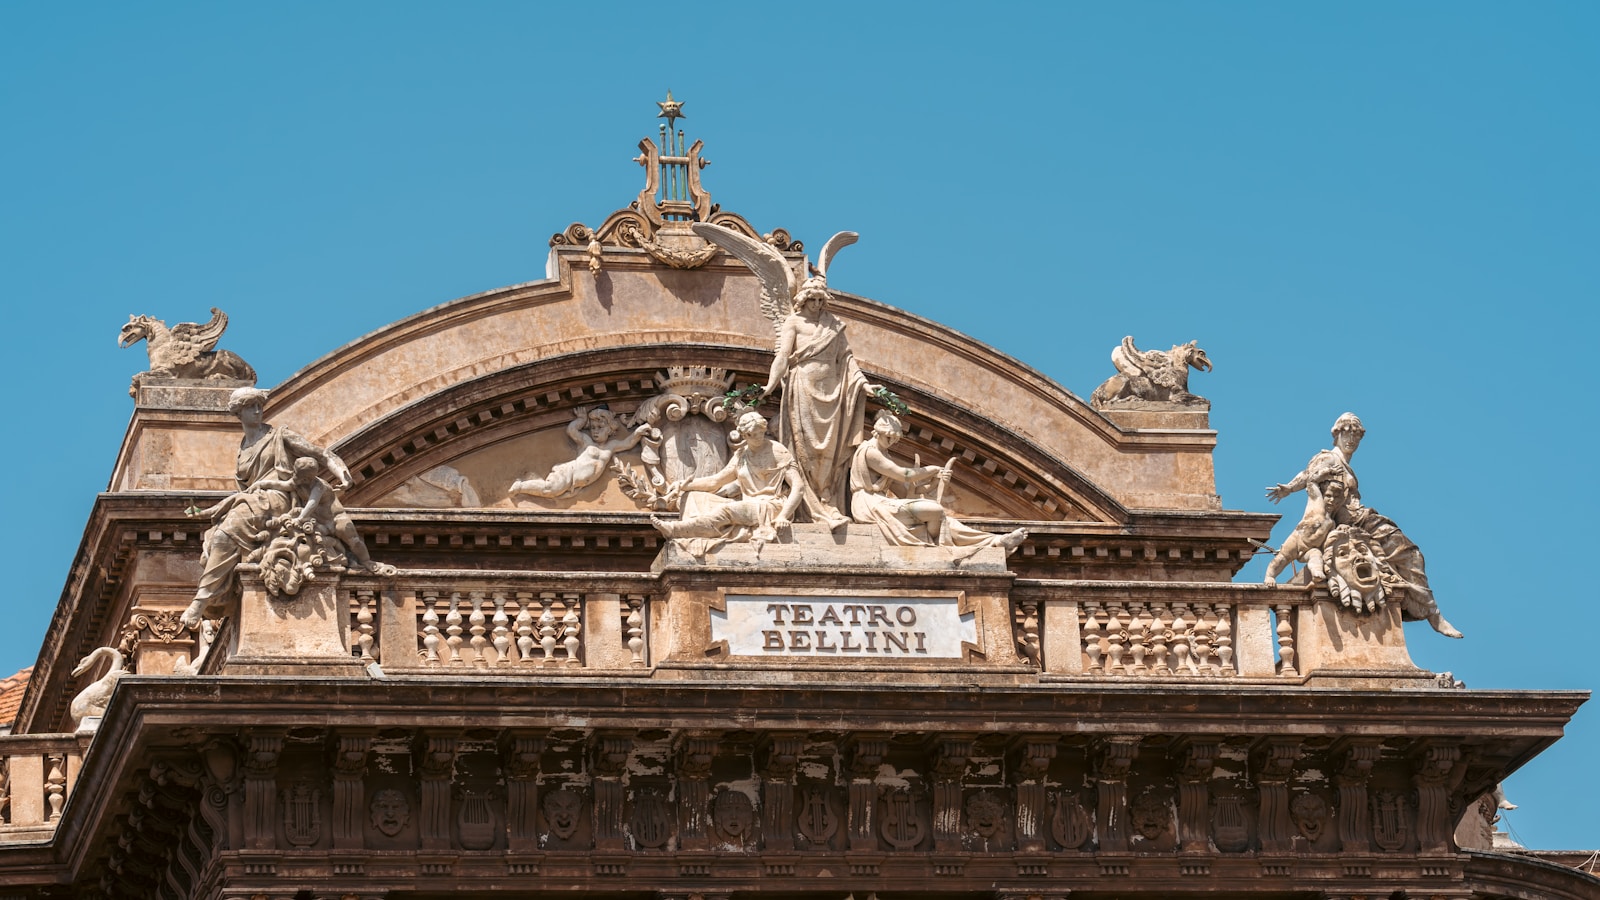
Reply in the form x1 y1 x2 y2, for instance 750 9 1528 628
538 592 559 664
1274 603 1298 677
561 593 583 666
1171 605 1193 675
1254 738 1301 853
467 591 488 666
1191 608 1214 676
444 593 465 666
44 755 65 823
491 592 511 666
1106 604 1127 675
1093 736 1140 853
1082 602 1104 675
514 591 535 665
1014 598 1042 668
625 594 647 668
1128 603 1149 675
1014 737 1057 853
1149 603 1172 676
1213 602 1235 675
1334 740 1382 852
353 589 377 663
420 589 442 666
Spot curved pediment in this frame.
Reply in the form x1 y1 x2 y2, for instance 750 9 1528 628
118 247 1222 516
333 343 1125 524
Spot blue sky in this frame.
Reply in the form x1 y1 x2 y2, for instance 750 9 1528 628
3 2 1596 850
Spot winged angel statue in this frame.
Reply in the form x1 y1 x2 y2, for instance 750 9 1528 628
691 223 882 528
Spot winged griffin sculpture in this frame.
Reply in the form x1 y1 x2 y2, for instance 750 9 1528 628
690 223 880 526
1089 335 1212 410
119 307 257 397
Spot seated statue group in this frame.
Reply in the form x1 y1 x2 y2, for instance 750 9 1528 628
647 223 1028 558
180 387 396 629
1264 412 1462 639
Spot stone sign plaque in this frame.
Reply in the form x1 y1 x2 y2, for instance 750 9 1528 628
712 594 976 658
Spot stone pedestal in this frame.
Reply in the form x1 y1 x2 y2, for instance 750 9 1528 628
1098 407 1211 431
224 566 364 676
1295 599 1424 681
653 525 1028 674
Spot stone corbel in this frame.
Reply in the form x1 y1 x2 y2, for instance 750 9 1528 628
1410 740 1465 854
329 733 371 850
591 733 633 851
673 732 717 851
1092 736 1141 852
1332 738 1383 853
1252 737 1303 853
1172 738 1219 853
930 736 976 852
501 732 546 852
759 733 805 851
1013 736 1059 852
846 735 890 851
241 732 283 851
416 734 457 851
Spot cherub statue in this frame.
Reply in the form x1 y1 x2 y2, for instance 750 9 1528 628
650 411 805 555
509 405 650 501
850 412 1027 556
1262 472 1346 583
119 307 256 397
691 223 882 529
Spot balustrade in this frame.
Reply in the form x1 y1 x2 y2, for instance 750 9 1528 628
1015 582 1310 679
344 572 653 673
0 736 83 840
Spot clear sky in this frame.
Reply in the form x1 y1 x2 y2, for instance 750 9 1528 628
3 2 1596 850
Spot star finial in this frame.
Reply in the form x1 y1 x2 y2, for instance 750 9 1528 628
656 90 686 129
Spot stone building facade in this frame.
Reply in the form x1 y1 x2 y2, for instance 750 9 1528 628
0 103 1592 900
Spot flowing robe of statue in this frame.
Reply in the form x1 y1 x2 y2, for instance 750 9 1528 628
776 310 869 522
192 426 304 611
660 441 801 556
848 426 1023 552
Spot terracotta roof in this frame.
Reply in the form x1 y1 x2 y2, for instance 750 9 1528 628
0 667 33 728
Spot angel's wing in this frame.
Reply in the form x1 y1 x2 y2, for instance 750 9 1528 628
814 231 858 280
1110 335 1149 379
168 308 229 366
691 223 797 326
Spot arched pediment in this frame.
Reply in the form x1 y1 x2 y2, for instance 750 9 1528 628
333 343 1128 524
216 248 1220 515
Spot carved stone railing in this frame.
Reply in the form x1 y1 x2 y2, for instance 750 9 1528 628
344 572 656 674
1013 581 1394 680
0 734 85 842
